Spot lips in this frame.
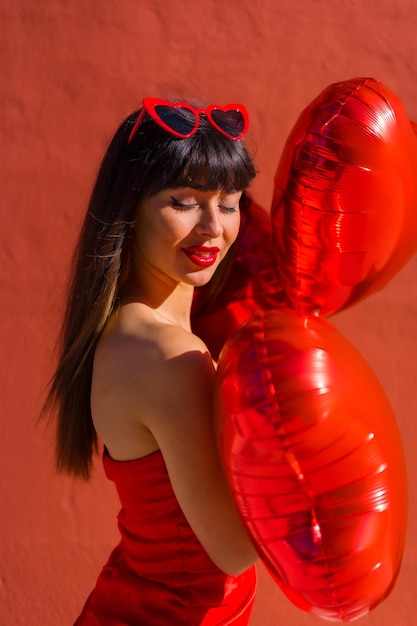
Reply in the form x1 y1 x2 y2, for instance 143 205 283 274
182 246 220 268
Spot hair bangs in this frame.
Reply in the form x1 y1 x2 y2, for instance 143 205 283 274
145 124 256 196
183 136 255 192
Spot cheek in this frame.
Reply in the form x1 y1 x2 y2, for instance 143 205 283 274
140 215 183 248
159 213 195 243
225 214 241 244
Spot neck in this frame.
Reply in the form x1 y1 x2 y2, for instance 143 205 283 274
120 281 194 332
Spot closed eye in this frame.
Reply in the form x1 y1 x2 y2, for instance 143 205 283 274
219 204 238 214
170 195 239 214
170 196 198 210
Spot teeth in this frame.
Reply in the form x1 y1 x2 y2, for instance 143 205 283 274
192 250 214 257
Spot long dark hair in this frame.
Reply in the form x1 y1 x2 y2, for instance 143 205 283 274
42 102 257 479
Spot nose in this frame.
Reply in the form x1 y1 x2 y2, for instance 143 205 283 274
195 205 223 238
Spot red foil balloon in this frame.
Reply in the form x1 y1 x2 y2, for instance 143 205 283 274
192 202 286 360
272 77 417 316
215 308 407 622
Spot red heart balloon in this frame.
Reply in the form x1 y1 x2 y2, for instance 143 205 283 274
215 308 407 622
192 202 286 360
272 77 417 316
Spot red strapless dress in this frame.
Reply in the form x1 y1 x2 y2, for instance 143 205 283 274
74 450 257 625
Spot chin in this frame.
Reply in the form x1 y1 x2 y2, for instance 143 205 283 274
185 268 219 287
189 276 215 288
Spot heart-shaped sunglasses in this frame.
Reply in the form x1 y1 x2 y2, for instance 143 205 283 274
127 98 249 144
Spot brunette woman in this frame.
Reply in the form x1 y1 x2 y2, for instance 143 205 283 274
44 98 259 625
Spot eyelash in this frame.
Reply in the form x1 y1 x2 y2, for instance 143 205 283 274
170 196 238 214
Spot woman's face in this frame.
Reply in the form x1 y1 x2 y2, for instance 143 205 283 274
131 185 242 290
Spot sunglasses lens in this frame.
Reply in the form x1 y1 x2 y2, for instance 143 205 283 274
210 109 246 138
154 105 197 136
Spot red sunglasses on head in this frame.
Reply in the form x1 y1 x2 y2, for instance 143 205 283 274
127 98 249 145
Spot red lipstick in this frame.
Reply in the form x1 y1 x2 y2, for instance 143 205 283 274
182 246 220 268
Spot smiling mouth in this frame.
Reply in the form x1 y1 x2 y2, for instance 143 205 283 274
181 246 220 268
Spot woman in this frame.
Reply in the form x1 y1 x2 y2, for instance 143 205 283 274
44 98 259 625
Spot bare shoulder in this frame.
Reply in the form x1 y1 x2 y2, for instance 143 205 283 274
92 305 214 427
95 307 212 382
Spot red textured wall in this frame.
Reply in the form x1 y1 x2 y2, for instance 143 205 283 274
1 1 416 624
